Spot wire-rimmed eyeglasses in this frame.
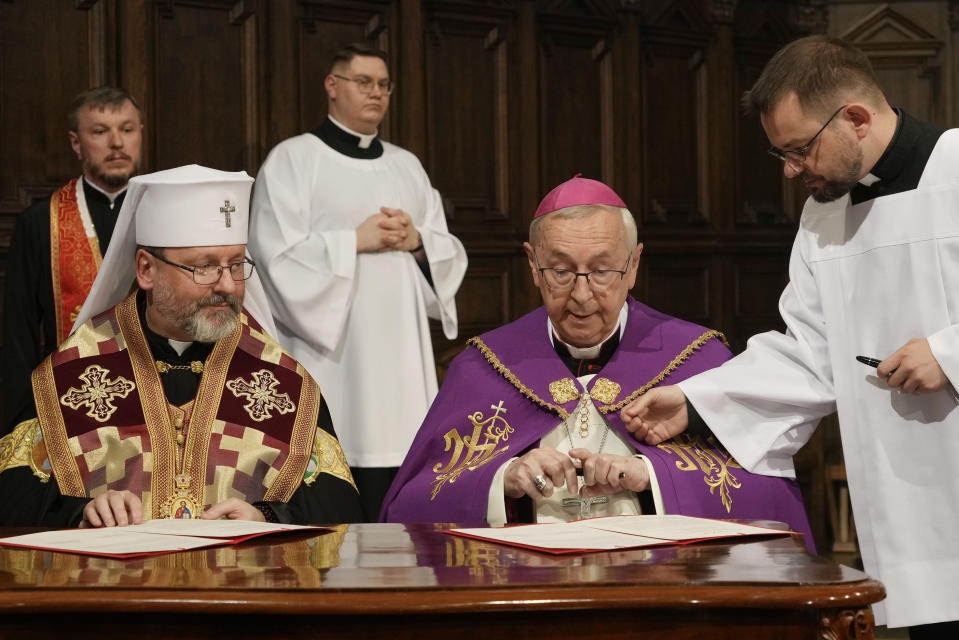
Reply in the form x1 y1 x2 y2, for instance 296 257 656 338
332 73 394 96
767 104 847 169
147 251 255 285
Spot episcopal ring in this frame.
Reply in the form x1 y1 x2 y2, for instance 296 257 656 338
533 474 548 491
618 472 626 480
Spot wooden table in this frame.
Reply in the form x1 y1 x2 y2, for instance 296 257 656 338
0 522 883 639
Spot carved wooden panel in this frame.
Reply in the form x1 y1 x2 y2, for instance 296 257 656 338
0 1 95 214
153 4 246 171
639 38 710 226
731 252 790 351
423 6 514 230
639 254 711 327
838 4 945 125
537 8 615 192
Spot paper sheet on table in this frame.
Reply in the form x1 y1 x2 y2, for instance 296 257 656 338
573 515 785 540
128 518 320 538
0 519 327 558
448 515 792 553
453 523 666 551
0 528 225 555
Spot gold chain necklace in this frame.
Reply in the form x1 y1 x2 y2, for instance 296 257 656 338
156 360 204 374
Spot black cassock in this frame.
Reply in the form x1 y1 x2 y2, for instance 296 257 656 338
2 179 124 435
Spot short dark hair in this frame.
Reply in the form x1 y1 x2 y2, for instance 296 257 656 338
329 43 389 73
742 35 884 118
68 86 142 131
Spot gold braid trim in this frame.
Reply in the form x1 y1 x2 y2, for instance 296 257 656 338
467 337 571 419
599 330 729 414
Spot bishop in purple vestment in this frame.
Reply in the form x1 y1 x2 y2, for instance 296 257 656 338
380 176 812 549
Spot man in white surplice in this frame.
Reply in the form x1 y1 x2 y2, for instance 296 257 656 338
249 43 467 521
621 36 959 636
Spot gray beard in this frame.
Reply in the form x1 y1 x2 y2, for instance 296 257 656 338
151 282 242 342
186 304 239 342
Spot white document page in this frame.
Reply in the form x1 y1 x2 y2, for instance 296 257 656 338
574 514 784 540
0 528 225 555
453 523 666 551
128 518 321 538
450 515 788 551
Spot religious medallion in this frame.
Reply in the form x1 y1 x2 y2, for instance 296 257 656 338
159 473 201 519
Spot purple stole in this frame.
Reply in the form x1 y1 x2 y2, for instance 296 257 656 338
32 293 319 519
381 297 813 548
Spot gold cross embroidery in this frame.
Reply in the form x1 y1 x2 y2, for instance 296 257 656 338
226 369 296 422
60 365 136 423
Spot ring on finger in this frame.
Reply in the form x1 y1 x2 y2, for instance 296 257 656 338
533 474 548 492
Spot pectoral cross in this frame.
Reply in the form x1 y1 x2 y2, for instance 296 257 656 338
220 200 235 228
562 477 609 519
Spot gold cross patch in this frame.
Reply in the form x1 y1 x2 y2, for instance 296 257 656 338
226 369 296 422
60 365 136 423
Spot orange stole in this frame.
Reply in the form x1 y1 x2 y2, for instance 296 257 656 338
49 178 102 343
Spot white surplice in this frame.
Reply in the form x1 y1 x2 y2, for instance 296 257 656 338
679 129 959 627
249 133 467 468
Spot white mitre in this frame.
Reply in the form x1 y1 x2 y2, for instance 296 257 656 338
71 164 277 337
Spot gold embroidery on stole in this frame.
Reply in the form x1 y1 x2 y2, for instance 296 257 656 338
431 401 514 500
590 378 621 404
657 434 743 513
226 369 296 422
548 378 579 404
59 364 135 422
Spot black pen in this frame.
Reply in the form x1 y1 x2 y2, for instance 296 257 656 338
856 355 882 368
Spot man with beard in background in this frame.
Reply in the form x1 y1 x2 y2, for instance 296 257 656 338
3 86 144 435
0 165 363 528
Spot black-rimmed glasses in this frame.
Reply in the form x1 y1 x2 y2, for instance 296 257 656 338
534 254 631 292
148 251 255 285
767 104 847 169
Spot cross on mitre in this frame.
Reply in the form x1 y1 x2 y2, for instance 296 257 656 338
220 200 235 228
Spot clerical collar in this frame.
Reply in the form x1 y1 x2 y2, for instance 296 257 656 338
548 303 628 376
858 173 880 187
329 115 378 148
81 175 127 206
849 109 944 205
168 338 193 356
312 116 384 159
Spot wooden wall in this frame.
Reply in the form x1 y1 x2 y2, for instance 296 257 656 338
2 0 958 551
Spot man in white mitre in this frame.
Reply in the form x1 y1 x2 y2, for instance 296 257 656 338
0 165 363 528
